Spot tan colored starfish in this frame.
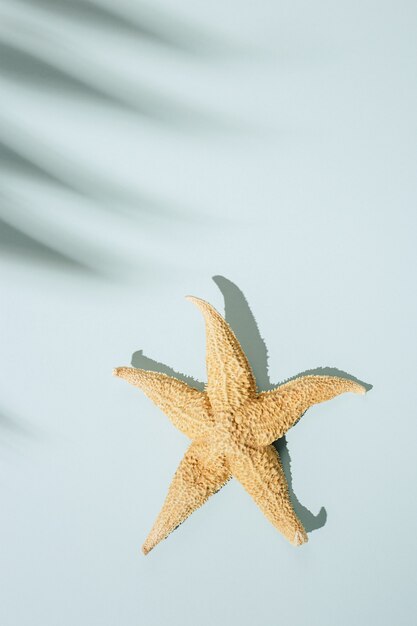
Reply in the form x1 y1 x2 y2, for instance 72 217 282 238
113 296 366 554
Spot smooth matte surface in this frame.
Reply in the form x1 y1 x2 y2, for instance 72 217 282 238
1 1 416 625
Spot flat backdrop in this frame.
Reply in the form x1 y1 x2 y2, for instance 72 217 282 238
1 1 416 625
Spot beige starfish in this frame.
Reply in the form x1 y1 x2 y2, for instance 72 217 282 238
113 296 367 554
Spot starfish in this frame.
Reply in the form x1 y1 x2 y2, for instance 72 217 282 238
113 296 367 554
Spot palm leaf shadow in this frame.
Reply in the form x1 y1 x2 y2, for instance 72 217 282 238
0 137 78 193
2 1 234 124
24 0 217 53
0 39 125 109
0 37 197 121
0 213 92 271
0 129 193 216
0 1 231 274
0 407 37 439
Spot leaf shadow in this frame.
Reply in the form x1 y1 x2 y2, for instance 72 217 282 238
0 407 39 444
19 0 227 55
0 213 92 272
0 39 125 109
0 128 195 219
0 3 242 128
0 2 236 275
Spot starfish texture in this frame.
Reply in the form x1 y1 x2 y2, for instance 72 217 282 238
113 296 367 554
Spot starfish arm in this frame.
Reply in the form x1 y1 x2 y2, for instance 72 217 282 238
113 367 213 439
248 375 366 446
142 441 231 554
229 444 307 546
186 296 257 413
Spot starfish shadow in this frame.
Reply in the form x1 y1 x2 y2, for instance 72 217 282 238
212 275 329 534
131 350 204 392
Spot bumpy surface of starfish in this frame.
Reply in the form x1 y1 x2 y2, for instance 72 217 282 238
113 296 366 554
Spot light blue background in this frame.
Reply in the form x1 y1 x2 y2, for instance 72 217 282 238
1 1 416 625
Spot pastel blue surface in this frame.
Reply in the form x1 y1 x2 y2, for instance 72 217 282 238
1 2 416 625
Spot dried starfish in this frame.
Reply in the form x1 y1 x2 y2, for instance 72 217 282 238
113 296 367 554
